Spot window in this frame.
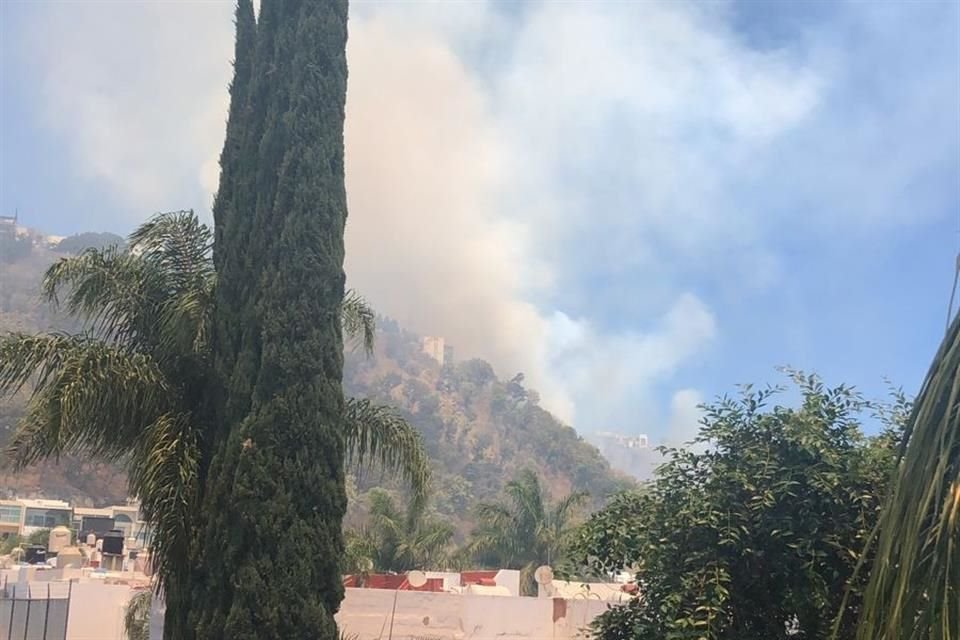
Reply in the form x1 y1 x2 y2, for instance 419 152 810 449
24 508 70 528
0 506 21 524
114 513 133 536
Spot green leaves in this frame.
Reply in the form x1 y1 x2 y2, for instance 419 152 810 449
470 469 588 594
0 333 169 465
345 488 454 573
572 373 905 640
341 290 376 356
343 398 431 510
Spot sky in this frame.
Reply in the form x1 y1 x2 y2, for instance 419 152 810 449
1 0 958 443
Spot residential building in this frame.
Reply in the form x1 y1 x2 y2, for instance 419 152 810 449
20 499 73 536
0 500 23 538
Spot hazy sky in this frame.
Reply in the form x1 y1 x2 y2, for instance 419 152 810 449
1 0 958 442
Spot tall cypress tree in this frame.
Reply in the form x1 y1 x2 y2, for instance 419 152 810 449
179 2 350 639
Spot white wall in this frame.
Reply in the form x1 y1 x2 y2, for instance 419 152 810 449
337 588 609 640
66 582 135 640
147 587 616 640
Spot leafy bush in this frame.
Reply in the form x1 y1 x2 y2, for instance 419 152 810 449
572 372 906 640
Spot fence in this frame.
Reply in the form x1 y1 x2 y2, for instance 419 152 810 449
0 579 72 640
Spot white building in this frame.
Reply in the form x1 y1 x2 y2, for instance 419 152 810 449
18 499 73 537
421 336 446 365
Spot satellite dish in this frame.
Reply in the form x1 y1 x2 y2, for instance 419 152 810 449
534 565 554 585
407 570 427 588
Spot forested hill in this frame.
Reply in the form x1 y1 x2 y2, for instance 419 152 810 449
0 228 633 520
343 319 634 523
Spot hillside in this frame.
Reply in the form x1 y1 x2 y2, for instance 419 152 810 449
0 228 632 522
0 232 129 503
343 320 634 527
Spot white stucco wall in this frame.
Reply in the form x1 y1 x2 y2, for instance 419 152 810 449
146 587 614 640
337 588 609 640
66 582 136 640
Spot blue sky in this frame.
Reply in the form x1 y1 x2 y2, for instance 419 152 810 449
1 0 958 441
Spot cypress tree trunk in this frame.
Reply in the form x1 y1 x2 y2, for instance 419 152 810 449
173 2 350 639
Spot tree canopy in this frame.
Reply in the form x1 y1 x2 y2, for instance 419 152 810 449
470 468 588 595
572 372 906 640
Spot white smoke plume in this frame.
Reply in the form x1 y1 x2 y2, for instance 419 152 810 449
15 1 950 438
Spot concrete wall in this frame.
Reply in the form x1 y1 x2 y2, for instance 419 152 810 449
1 571 140 640
66 583 135 640
146 587 612 640
337 588 608 640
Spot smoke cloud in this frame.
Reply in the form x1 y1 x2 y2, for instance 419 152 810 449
16 1 952 439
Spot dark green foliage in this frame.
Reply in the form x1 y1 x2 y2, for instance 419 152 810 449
188 2 351 639
345 489 455 574
470 469 588 595
53 232 124 254
573 372 905 640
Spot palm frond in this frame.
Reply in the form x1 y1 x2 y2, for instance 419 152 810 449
42 248 161 345
124 589 152 640
129 210 216 361
401 519 455 569
343 527 377 575
341 289 375 356
343 398 430 508
857 316 960 640
551 491 589 532
127 412 200 596
128 210 214 286
0 333 170 466
157 272 216 359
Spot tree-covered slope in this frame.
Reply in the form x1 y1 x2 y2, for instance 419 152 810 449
343 318 634 526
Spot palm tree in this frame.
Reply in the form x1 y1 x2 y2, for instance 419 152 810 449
348 488 455 573
469 469 587 594
0 210 430 597
124 589 152 640
856 317 960 640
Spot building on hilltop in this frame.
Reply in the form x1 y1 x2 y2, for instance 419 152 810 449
591 431 658 481
596 431 649 449
0 212 17 237
421 336 446 366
